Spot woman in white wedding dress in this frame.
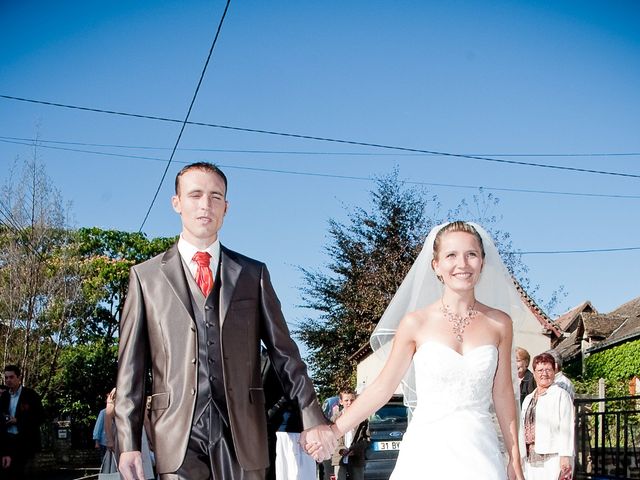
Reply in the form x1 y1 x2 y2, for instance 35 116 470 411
327 221 525 480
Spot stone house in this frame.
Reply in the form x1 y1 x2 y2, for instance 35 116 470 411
552 296 640 372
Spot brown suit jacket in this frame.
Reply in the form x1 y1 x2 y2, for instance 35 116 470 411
115 244 325 473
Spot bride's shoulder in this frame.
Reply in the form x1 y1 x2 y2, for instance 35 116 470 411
478 303 513 329
400 304 440 330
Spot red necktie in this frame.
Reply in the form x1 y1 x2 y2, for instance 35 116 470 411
192 251 213 297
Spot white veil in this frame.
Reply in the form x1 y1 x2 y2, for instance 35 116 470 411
370 222 527 411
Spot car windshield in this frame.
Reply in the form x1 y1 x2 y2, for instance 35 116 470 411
369 403 408 424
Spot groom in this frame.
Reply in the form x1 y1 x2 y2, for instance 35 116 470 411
116 162 335 479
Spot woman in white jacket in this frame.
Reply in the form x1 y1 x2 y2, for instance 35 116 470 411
519 352 574 480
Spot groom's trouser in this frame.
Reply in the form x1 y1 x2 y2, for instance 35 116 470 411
160 403 265 480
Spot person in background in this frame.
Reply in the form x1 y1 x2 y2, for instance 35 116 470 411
331 389 368 480
0 365 45 480
547 349 575 400
519 353 574 480
93 389 116 458
515 347 536 405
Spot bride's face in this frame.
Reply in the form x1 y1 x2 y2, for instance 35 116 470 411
432 231 484 291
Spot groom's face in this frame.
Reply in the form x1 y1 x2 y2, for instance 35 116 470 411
172 168 228 248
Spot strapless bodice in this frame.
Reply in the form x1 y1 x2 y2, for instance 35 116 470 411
412 341 498 421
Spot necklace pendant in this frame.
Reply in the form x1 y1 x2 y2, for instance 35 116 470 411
441 300 477 344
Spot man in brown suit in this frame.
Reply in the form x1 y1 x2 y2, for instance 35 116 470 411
116 163 334 480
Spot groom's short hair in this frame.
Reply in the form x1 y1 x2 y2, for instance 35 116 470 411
175 162 228 197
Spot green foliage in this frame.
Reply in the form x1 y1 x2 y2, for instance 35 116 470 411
73 228 176 340
584 340 640 381
47 338 118 424
296 170 433 398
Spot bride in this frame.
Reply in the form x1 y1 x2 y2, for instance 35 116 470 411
319 221 525 480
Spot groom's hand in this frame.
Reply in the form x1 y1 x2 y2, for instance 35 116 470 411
300 425 337 462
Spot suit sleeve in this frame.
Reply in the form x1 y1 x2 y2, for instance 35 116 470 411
258 264 327 429
115 267 148 453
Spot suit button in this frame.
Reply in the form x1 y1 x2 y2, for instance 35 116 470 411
207 341 212 346
190 326 195 332
191 358 196 364
204 306 211 311
209 376 214 382
190 389 196 395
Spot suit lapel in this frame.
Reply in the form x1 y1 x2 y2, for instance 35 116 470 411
161 244 195 321
220 245 242 325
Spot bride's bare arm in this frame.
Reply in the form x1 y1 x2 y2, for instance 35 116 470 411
491 311 524 480
332 312 418 436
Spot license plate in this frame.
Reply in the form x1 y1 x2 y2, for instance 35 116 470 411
373 440 401 451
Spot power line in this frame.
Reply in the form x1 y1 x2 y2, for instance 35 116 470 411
517 246 640 255
3 138 639 200
2 94 639 179
138 0 231 232
2 135 639 158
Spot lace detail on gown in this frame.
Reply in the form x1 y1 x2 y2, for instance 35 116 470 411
389 341 506 480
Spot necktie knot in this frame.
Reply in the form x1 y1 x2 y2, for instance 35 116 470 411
193 251 212 267
192 251 213 296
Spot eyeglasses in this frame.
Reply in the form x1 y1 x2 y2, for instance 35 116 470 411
534 368 554 375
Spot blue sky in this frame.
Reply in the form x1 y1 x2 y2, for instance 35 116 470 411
1 1 639 337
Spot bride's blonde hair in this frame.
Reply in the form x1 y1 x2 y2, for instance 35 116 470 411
432 221 486 261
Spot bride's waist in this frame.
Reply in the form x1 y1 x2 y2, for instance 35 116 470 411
412 402 492 422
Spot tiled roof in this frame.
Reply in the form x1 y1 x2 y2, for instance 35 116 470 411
554 327 582 362
581 312 626 339
585 296 640 353
609 296 640 319
553 301 596 333
513 280 560 337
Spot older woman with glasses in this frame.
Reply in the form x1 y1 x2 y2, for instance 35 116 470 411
519 352 574 480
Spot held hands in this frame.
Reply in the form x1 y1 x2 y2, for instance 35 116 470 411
299 424 339 462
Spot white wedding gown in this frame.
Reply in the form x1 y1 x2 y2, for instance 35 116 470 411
390 341 507 480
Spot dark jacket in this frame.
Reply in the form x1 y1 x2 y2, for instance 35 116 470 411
0 386 45 456
520 369 536 405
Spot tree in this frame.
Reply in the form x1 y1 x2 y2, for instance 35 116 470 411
296 170 438 398
296 172 565 398
0 156 82 396
0 155 176 420
46 227 176 419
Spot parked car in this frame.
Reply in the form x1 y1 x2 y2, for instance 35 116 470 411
363 396 408 480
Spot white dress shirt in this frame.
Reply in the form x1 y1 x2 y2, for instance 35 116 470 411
177 235 221 280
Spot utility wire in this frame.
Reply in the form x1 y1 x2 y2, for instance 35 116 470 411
1 155 637 257
2 94 639 179
137 0 231 232
2 138 639 200
517 246 640 255
2 135 639 158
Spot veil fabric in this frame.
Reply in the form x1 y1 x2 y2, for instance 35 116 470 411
370 222 527 411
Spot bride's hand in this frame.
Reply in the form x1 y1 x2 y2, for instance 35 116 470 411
507 460 524 480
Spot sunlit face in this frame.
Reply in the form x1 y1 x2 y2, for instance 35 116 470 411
172 168 228 248
339 393 356 410
533 362 555 388
432 231 484 291
4 371 21 392
516 359 528 379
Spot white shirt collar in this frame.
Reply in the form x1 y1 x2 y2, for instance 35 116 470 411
177 235 221 278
